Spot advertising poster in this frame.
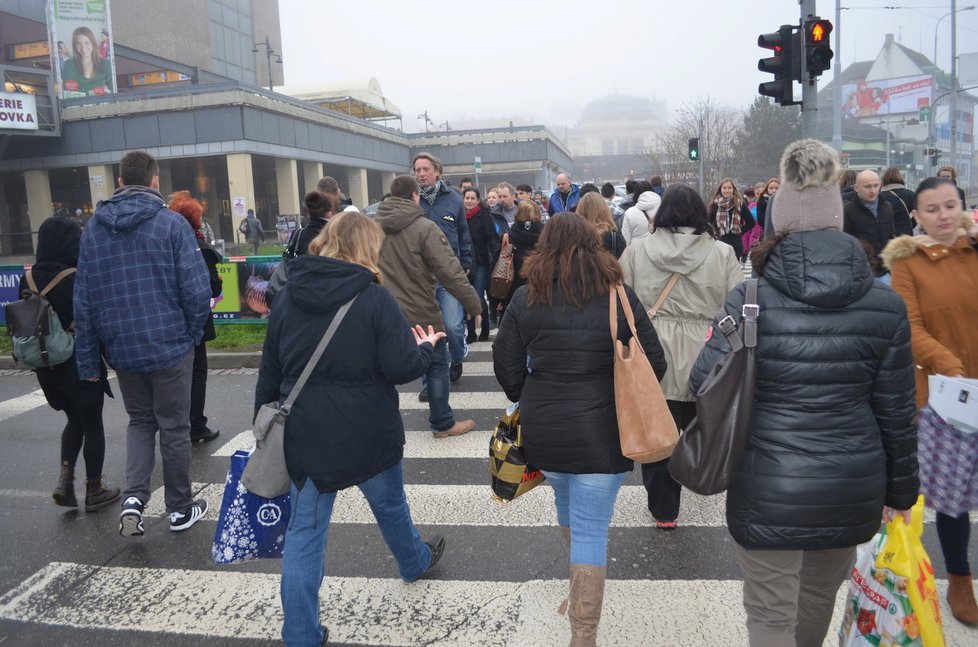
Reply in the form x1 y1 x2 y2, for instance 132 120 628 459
0 267 26 325
212 257 280 322
48 0 117 99
842 75 932 118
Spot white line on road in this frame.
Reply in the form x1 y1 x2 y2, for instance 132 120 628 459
145 482 728 528
399 391 511 411
212 429 496 458
0 562 970 646
0 389 48 424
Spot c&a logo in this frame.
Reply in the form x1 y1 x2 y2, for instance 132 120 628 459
256 502 283 526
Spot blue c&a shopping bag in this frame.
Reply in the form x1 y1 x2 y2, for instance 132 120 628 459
211 450 291 564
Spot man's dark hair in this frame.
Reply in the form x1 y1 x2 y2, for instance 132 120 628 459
390 174 419 200
625 179 637 194
631 180 654 198
460 177 473 186
600 182 616 199
515 183 533 193
579 183 600 197
653 185 710 235
649 176 664 187
119 151 159 187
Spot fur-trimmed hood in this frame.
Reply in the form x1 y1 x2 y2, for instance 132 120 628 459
881 212 975 269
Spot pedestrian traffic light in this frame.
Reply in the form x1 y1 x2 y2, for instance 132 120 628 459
688 138 700 161
803 18 833 78
758 25 799 106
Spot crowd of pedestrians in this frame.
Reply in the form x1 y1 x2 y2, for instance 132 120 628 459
14 142 978 646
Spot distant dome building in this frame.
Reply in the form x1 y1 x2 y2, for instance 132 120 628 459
565 92 668 183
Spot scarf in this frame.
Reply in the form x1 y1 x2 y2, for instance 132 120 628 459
466 205 481 220
714 196 741 237
419 180 443 206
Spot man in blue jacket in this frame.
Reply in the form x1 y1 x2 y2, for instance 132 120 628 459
413 152 473 390
74 151 212 538
547 173 580 216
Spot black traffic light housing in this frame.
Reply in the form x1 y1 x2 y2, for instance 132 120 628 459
758 25 800 106
688 138 700 161
803 18 833 78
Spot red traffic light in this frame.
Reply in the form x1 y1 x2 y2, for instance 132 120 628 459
805 19 832 44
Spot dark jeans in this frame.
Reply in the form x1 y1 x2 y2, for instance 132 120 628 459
937 512 972 575
425 338 454 432
190 342 209 433
641 400 697 522
466 265 490 337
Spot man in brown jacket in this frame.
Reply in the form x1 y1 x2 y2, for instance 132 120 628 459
376 175 483 438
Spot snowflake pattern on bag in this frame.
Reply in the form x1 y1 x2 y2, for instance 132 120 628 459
212 450 290 564
917 406 978 517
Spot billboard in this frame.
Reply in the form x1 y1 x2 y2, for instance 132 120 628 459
47 0 117 99
842 74 932 118
0 93 39 131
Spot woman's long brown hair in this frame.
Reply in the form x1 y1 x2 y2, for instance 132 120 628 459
521 212 623 308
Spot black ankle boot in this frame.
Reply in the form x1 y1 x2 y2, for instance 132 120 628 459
53 461 77 507
85 477 121 512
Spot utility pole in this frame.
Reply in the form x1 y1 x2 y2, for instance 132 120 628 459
697 119 704 196
832 0 843 151
417 111 432 132
950 0 959 172
800 0 818 139
251 35 281 93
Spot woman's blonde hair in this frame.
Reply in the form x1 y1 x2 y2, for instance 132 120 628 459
515 200 541 223
308 211 385 283
575 192 616 234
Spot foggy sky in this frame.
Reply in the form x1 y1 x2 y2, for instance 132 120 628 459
279 0 978 132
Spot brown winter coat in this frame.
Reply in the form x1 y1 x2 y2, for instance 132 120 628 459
882 214 978 409
375 196 481 332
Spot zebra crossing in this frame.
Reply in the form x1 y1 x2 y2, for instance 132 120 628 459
0 340 975 646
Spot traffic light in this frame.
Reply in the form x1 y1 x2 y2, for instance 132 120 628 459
803 17 833 78
758 25 799 106
688 138 700 161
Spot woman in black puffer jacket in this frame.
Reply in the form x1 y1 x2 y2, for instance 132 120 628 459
690 140 918 646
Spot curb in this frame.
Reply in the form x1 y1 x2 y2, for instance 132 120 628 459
0 352 263 371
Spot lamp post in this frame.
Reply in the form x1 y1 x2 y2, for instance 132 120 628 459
251 35 282 93
934 5 974 68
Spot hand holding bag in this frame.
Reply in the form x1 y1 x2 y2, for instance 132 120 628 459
488 233 515 300
488 403 545 503
241 294 358 498
610 284 678 463
668 279 758 495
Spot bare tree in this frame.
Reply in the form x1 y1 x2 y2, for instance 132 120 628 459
641 97 742 198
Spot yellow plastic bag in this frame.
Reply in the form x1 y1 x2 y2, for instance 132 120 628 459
876 496 945 646
840 496 945 646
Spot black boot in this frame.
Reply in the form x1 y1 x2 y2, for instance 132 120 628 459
52 461 77 507
84 477 121 512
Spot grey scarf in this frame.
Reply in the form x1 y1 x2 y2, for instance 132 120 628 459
419 180 443 206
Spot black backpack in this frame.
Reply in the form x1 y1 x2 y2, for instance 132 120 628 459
5 268 76 369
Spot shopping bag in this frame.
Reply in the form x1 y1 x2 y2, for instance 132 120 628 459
212 450 291 564
839 496 945 647
489 403 544 503
917 404 978 516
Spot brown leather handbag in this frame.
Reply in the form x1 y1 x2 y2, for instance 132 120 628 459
488 233 514 300
609 284 678 463
668 278 758 495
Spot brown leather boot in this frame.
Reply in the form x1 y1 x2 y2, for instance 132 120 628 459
565 564 606 647
52 461 77 507
948 573 978 626
84 477 121 512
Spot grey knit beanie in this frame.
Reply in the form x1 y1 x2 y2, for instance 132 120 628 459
771 139 844 233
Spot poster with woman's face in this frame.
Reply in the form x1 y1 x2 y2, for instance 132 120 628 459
48 0 117 99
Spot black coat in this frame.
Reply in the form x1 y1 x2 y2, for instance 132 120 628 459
467 206 500 268
843 198 896 273
293 216 329 256
689 230 918 550
254 255 433 492
493 283 667 474
880 186 916 236
755 195 769 229
198 240 222 342
502 220 544 309
602 230 627 259
18 216 110 409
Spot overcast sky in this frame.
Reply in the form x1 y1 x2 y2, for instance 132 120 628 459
279 0 978 132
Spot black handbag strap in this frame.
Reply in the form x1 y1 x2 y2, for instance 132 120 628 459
280 294 358 415
713 278 759 351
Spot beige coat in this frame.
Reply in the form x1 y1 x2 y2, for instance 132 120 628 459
882 213 978 409
620 227 742 401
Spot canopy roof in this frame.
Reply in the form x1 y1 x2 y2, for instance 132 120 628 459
277 78 401 121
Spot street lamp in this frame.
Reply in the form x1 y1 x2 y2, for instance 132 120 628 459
934 5 974 67
252 35 282 93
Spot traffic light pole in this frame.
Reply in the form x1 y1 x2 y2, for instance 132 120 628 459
697 120 704 196
831 0 842 151
800 0 818 139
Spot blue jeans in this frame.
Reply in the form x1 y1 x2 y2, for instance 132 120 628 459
467 266 490 336
280 463 432 646
424 338 454 432
436 284 466 365
542 471 628 567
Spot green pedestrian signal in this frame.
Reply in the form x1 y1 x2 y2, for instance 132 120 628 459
919 106 929 123
688 138 700 161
